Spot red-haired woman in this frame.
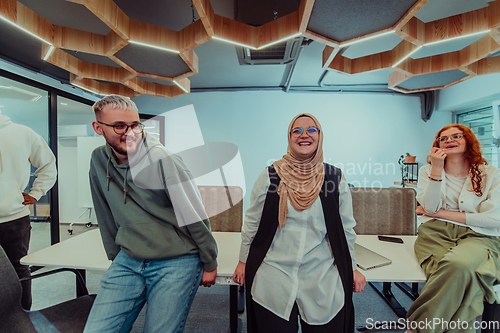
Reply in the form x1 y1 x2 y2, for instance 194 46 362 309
407 124 500 333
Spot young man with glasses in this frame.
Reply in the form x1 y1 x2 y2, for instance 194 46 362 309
84 95 218 333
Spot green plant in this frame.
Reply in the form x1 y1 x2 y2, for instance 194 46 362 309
398 154 410 187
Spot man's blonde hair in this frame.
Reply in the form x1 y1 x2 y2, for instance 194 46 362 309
92 95 138 118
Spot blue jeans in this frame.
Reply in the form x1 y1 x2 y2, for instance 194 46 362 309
84 251 203 333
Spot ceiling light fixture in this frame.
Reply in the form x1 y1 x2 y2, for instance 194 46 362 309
257 32 302 50
392 45 423 67
341 30 396 47
424 30 491 46
0 15 52 45
43 45 55 61
212 36 257 50
128 41 180 54
3 86 43 101
173 80 188 93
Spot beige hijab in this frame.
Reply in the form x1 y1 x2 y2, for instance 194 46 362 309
272 113 324 228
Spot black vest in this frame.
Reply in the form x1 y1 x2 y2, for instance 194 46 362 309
245 163 354 332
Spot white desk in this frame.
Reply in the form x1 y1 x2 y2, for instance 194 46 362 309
356 234 425 319
22 229 240 282
22 231 426 329
356 235 425 283
22 229 242 332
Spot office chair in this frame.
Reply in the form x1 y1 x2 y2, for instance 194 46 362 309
0 246 95 333
351 187 418 319
198 185 243 232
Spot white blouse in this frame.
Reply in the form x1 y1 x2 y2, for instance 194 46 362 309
417 164 500 236
239 168 357 324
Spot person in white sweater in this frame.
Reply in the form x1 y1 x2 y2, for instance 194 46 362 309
0 110 57 310
406 124 500 333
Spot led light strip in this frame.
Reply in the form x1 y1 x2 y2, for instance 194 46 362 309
43 45 55 61
425 30 490 46
341 30 396 47
257 33 302 50
0 15 52 45
212 36 257 50
129 41 179 54
392 30 491 67
173 80 188 93
392 46 422 67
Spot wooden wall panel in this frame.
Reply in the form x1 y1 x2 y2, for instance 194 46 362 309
129 19 178 52
351 51 393 74
0 0 18 23
53 26 105 54
212 14 259 48
178 19 210 51
259 11 300 46
192 0 215 36
85 0 129 39
16 2 54 43
299 0 315 33
394 0 429 31
467 56 500 75
104 30 128 56
397 17 425 46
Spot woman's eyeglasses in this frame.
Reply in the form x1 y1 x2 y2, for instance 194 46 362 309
98 121 144 135
290 126 319 136
436 133 464 143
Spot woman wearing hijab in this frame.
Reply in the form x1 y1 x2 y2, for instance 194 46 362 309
233 114 365 333
406 124 500 333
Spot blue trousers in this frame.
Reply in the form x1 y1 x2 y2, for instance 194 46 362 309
84 251 203 333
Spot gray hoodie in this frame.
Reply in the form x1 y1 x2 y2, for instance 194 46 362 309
89 132 218 271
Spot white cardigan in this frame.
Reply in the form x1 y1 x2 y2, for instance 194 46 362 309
417 164 500 236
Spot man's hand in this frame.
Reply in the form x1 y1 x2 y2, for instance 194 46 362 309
232 261 246 285
353 269 366 293
201 268 217 287
22 193 37 205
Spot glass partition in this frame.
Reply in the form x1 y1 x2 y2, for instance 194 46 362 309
0 75 51 251
57 97 101 235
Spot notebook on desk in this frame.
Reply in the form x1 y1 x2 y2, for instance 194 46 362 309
354 243 392 270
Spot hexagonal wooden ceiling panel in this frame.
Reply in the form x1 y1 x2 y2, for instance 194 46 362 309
1 0 500 96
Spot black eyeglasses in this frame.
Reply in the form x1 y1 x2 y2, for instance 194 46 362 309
436 133 464 143
290 126 320 136
98 121 144 135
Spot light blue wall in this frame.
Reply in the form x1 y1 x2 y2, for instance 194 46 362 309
436 73 500 112
133 91 451 210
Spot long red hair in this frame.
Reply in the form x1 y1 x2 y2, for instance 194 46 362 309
431 124 487 196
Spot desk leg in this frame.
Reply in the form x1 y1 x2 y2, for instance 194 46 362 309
230 285 242 333
238 285 245 314
395 282 419 301
76 269 87 298
370 282 407 318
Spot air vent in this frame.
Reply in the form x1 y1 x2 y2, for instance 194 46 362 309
236 37 303 65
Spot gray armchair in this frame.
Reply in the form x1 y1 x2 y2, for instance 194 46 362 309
351 187 418 319
0 246 95 333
